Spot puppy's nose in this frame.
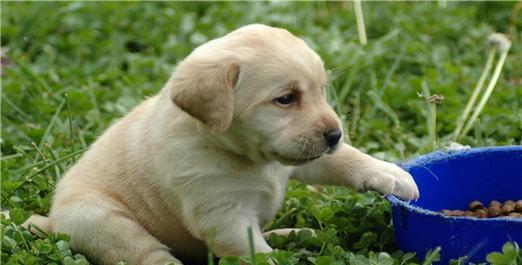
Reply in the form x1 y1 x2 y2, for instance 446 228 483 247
323 129 342 148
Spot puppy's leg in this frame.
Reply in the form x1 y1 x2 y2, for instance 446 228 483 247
292 143 419 200
1 211 53 233
200 217 271 258
23 214 53 233
181 199 272 258
262 228 316 238
51 192 181 265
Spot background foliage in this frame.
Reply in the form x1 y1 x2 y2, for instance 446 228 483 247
1 2 521 265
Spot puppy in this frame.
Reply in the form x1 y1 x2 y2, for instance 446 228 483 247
24 24 419 265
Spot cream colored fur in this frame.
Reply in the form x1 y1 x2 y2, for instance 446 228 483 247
22 24 419 265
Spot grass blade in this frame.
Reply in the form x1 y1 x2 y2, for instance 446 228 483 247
8 54 52 93
2 147 87 204
64 93 76 161
367 90 401 129
37 98 66 156
353 0 367 46
247 227 256 265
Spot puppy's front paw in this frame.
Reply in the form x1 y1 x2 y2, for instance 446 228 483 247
365 161 419 201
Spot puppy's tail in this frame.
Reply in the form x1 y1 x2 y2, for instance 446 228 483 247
1 211 53 234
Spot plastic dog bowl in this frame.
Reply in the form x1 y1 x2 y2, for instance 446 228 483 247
387 146 522 264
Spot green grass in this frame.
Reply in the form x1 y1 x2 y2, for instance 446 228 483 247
1 2 521 265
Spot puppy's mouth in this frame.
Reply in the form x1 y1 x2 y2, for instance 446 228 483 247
271 152 324 165
326 145 340 154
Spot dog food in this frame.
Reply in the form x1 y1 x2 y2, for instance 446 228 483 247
441 200 522 218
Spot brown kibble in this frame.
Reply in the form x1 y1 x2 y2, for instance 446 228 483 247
475 209 488 218
508 212 522 218
502 204 515 214
488 206 502 217
442 200 522 219
442 210 464 217
489 200 502 208
469 201 484 211
516 200 522 212
464 211 475 217
452 210 464 216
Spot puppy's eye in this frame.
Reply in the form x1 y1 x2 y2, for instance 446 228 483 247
274 93 295 106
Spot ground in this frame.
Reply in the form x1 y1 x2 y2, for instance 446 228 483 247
1 2 521 265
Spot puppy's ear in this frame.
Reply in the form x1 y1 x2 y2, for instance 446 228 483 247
168 56 239 133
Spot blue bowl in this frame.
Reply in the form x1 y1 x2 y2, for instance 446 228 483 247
388 146 522 264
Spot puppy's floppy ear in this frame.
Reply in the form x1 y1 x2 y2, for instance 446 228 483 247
168 56 239 133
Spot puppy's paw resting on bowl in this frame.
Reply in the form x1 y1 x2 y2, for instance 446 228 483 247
365 160 420 201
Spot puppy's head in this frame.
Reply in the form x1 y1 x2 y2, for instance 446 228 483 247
167 24 342 165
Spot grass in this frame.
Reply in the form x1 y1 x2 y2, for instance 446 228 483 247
1 1 521 265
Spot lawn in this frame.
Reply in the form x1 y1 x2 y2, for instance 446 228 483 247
1 1 521 265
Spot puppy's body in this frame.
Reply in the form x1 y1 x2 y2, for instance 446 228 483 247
27 24 419 265
51 95 289 263
52 97 200 258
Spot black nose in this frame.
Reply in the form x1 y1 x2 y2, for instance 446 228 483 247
323 129 342 148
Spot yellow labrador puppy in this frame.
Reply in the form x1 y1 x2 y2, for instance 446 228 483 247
26 24 419 265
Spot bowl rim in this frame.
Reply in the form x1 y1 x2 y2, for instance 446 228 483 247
387 145 522 223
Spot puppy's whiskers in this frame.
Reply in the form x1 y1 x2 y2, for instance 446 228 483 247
296 135 309 160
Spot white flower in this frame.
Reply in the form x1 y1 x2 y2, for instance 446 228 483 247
488 33 512 52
